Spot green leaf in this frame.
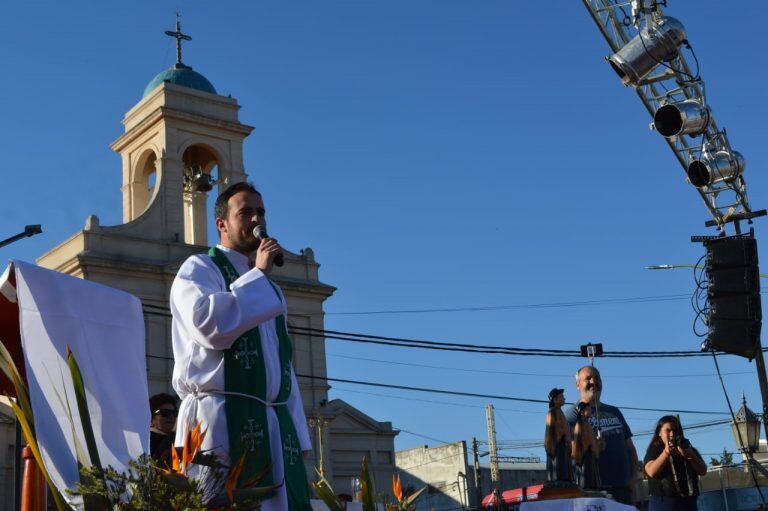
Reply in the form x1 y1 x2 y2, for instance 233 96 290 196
159 472 194 490
9 398 71 511
361 455 377 511
0 340 70 510
190 451 227 469
405 486 427 507
0 340 35 428
47 365 90 471
67 346 103 471
312 470 345 511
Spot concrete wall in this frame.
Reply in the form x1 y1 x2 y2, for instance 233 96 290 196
396 442 470 511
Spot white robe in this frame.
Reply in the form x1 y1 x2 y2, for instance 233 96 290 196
171 245 311 510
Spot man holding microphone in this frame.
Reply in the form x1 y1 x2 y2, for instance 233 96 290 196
171 182 312 511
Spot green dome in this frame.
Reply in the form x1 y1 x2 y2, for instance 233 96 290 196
143 63 216 97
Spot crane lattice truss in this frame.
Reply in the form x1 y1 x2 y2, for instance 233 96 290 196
581 0 753 230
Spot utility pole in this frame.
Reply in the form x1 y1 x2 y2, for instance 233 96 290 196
472 437 483 509
485 404 500 487
753 348 768 444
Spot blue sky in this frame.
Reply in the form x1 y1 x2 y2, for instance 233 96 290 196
1 1 768 464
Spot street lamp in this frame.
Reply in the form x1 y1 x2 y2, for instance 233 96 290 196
732 394 761 454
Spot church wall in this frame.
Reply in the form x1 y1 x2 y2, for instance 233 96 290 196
327 404 398 501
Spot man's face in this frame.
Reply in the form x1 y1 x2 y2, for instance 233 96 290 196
151 403 177 434
217 191 265 254
576 367 602 403
554 393 565 407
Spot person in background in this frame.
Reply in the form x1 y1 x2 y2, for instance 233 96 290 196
544 388 572 482
565 366 638 506
149 392 177 467
572 401 602 490
644 415 707 511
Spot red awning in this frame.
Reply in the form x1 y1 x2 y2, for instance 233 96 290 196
482 484 546 508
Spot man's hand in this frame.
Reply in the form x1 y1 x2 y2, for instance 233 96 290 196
255 238 283 274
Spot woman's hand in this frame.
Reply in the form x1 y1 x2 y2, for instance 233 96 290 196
683 445 708 476
645 445 672 478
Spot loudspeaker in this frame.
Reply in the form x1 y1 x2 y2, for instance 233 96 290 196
703 236 762 359
706 320 762 359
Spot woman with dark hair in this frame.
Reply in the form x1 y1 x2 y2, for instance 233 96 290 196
644 415 707 511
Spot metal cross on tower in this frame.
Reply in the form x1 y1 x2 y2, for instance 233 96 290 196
165 12 192 65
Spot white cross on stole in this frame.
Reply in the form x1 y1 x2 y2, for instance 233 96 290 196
234 337 259 370
241 418 265 452
283 434 300 465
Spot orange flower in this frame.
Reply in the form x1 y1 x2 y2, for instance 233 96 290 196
171 444 180 473
225 453 247 503
393 474 403 501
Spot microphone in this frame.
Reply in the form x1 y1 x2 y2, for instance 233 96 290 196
253 226 284 267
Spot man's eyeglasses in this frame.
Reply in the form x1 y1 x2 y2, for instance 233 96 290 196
153 408 178 418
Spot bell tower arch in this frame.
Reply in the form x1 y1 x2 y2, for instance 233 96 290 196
110 59 252 246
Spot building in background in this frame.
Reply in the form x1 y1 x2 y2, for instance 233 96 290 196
395 442 546 511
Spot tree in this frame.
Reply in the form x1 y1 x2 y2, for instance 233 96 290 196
710 448 735 466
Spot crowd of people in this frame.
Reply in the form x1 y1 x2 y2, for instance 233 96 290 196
545 366 708 510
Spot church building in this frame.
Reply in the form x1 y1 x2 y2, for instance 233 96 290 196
35 19 397 497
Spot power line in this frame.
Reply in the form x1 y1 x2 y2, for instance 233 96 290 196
146 350 733 414
295 373 730 416
396 428 452 447
143 307 755 359
323 293 694 315
292 326 751 359
324 352 751 380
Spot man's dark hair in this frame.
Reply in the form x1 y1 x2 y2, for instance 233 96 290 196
213 182 260 221
149 393 177 414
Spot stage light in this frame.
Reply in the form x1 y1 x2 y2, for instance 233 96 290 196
653 100 710 137
687 150 745 187
608 17 686 86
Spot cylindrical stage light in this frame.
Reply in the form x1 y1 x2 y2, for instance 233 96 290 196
608 16 686 86
653 100 710 137
687 150 745 187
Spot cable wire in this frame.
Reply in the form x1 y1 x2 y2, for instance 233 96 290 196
295 373 730 416
710 350 765 505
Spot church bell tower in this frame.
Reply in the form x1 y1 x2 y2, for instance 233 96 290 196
111 16 252 247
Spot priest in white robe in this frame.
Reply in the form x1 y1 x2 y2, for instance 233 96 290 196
171 182 312 511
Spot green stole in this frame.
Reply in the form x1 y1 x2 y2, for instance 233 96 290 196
208 247 312 511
